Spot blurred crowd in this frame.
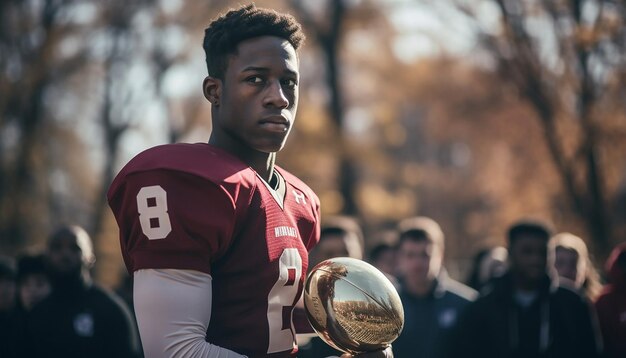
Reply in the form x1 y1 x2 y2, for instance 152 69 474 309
1 218 625 358
0 225 141 358
298 216 626 358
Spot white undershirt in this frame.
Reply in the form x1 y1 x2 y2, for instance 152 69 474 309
133 269 247 358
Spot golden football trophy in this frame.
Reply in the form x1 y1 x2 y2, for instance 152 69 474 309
303 257 404 354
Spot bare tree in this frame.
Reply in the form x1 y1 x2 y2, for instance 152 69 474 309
91 0 153 239
290 0 360 215
0 0 87 250
0 0 158 254
451 0 626 255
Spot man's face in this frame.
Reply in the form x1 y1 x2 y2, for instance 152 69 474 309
397 239 442 285
47 235 85 276
210 36 299 154
310 235 350 268
19 274 51 311
509 235 548 282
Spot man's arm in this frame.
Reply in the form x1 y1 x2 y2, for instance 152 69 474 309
133 269 247 357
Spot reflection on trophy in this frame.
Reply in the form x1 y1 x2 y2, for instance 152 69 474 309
303 257 404 355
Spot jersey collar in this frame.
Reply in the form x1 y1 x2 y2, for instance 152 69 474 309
257 169 286 209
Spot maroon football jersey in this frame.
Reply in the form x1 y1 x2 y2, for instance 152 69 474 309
107 143 320 358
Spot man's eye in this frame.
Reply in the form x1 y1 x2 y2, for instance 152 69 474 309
247 76 264 84
282 78 297 88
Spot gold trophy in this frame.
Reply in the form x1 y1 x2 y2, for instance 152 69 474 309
303 257 404 354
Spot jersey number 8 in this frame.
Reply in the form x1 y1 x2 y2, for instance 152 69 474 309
136 185 172 240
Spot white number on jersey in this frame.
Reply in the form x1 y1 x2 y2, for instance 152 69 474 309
136 185 172 240
267 248 302 353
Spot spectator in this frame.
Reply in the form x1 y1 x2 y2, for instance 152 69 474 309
448 220 602 358
8 254 52 358
466 246 508 292
550 232 602 300
393 216 477 358
594 242 626 358
16 254 51 312
369 242 397 278
298 217 365 358
25 225 141 358
0 256 17 358
309 216 364 268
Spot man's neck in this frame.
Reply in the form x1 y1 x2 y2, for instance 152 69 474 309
243 152 275 182
208 138 276 182
256 154 276 183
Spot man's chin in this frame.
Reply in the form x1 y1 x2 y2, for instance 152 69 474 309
254 141 287 154
526 271 547 282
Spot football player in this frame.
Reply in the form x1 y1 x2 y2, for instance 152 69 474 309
108 4 393 357
108 5 318 357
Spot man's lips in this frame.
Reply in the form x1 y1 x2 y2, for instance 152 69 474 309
259 115 290 131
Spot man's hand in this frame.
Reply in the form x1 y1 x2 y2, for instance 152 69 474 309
339 346 393 358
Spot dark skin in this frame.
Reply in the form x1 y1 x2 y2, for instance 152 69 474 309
508 234 549 291
202 35 392 358
203 36 299 182
47 231 94 281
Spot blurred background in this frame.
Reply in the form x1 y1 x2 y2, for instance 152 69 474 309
1 0 625 288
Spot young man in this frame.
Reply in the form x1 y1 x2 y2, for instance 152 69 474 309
107 5 321 357
447 220 602 358
308 216 364 268
392 216 477 358
25 226 140 358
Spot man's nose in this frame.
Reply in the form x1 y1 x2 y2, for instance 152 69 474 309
264 80 289 108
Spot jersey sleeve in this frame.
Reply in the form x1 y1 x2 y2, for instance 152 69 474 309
108 169 237 275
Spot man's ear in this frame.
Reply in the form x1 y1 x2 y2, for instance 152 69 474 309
203 76 222 106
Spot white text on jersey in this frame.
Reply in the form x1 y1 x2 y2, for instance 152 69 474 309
274 226 298 239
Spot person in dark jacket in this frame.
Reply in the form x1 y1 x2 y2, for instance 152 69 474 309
594 242 626 358
447 220 602 358
0 256 17 358
393 216 477 358
7 254 52 358
25 225 141 358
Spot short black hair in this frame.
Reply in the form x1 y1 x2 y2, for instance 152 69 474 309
319 216 364 260
47 225 95 264
203 4 306 79
507 220 553 246
17 254 48 284
321 217 363 245
369 243 394 262
396 216 445 249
